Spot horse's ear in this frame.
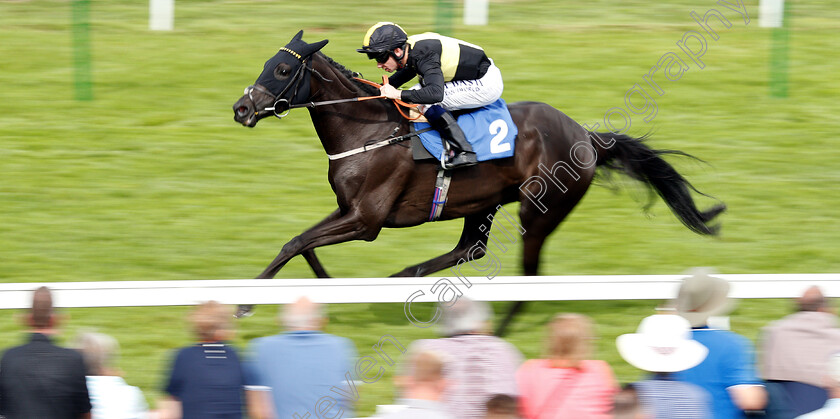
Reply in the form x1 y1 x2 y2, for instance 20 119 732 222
291 30 304 42
310 39 328 52
302 39 329 57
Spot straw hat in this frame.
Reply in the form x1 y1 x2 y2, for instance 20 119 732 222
617 314 708 373
675 268 734 327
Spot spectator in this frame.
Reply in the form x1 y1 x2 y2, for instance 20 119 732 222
245 297 358 419
378 350 454 419
404 297 523 418
161 301 250 419
617 314 712 418
796 353 840 418
0 286 92 419
485 394 520 419
516 313 618 419
76 331 149 419
672 268 767 418
761 286 840 416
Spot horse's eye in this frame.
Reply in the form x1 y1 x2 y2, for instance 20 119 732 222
275 65 292 79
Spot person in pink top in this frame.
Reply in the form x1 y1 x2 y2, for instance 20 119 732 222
516 313 618 419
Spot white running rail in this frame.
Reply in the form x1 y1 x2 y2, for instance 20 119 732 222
0 274 838 309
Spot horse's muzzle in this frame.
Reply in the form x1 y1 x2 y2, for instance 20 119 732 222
233 96 257 127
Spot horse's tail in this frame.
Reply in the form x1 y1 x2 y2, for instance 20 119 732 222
589 131 726 235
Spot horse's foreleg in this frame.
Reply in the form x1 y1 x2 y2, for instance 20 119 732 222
258 210 379 279
235 210 344 318
390 209 496 277
301 250 330 278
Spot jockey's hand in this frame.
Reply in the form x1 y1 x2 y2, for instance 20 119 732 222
380 76 402 100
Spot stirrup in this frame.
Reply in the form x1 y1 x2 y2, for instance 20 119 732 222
442 151 478 170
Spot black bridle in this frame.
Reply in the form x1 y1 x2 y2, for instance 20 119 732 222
246 56 385 120
247 55 312 120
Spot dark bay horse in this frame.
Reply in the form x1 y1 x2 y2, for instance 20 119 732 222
232 31 725 334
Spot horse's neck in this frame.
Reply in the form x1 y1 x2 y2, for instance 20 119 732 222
308 56 404 156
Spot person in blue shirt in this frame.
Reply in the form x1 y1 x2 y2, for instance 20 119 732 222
162 301 251 419
244 297 358 419
671 269 767 419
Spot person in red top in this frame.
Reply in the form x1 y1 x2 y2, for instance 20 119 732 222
358 22 504 170
516 313 618 419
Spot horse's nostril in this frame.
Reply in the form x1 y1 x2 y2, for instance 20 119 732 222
238 106 248 115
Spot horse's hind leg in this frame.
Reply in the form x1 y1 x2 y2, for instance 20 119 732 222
390 208 497 277
495 181 592 336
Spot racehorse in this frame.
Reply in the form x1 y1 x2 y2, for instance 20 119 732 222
232 31 725 335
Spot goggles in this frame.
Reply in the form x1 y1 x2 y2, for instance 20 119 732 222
367 51 392 64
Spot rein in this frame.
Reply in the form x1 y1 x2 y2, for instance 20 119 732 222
260 92 387 116
352 77 422 121
250 57 428 160
250 65 421 121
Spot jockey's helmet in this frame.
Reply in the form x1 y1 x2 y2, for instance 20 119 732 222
357 22 408 63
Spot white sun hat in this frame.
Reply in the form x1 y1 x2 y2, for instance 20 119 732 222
616 314 709 373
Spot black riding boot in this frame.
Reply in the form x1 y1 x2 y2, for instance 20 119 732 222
427 110 478 170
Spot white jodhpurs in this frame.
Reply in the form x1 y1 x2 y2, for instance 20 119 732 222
415 60 504 113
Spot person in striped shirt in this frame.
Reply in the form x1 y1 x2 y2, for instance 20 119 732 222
399 298 523 418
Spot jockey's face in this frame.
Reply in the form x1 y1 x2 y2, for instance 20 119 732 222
377 48 404 72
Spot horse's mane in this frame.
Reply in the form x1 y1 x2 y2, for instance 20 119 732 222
316 52 380 96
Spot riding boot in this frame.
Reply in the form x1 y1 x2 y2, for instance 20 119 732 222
426 107 478 170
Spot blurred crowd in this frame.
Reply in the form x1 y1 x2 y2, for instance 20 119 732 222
1 269 839 419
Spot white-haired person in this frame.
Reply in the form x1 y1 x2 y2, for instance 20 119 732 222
516 313 618 419
76 332 149 419
402 297 524 419
617 314 712 418
244 297 358 419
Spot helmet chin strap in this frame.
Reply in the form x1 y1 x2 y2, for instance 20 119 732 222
392 44 407 69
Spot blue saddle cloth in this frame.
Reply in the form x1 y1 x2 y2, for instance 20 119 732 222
414 98 517 162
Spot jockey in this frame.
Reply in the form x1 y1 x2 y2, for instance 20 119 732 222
357 22 504 170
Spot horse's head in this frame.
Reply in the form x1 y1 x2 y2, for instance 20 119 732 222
233 30 328 127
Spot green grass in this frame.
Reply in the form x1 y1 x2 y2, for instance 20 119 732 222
1 0 838 415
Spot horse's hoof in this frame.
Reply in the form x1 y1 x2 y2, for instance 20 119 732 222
234 304 255 318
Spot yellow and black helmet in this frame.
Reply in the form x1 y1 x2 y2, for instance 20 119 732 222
357 22 408 59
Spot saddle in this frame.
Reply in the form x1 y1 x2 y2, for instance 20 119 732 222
409 98 517 163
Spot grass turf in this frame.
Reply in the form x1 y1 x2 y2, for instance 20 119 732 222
0 0 838 414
